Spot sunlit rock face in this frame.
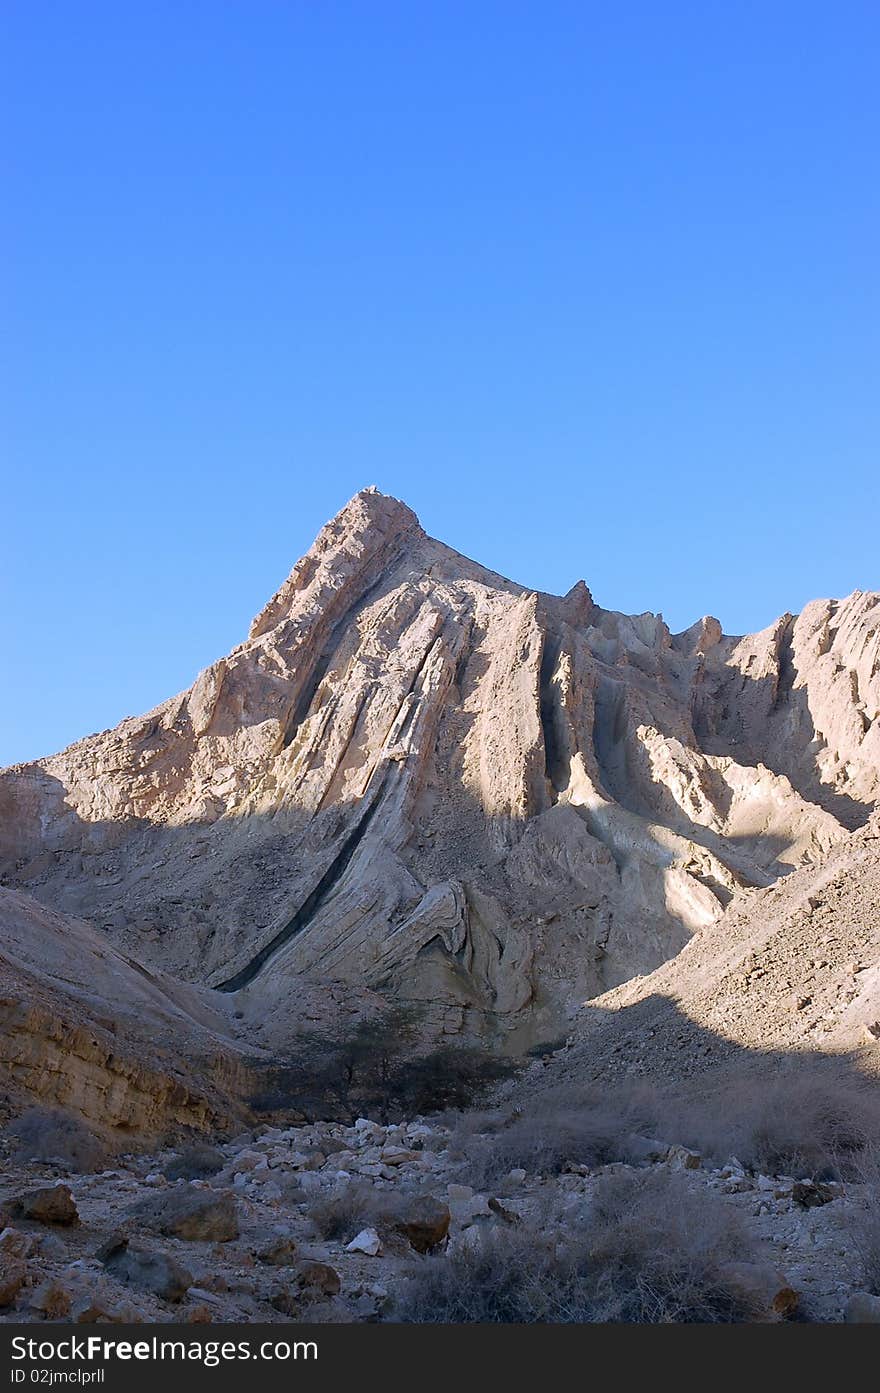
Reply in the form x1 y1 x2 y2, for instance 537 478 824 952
2 488 877 1048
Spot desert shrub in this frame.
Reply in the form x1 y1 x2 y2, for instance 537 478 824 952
5 1107 106 1173
393 1170 769 1323
306 1181 389 1243
165 1144 225 1180
668 1066 880 1180
839 1152 880 1293
579 1168 770 1322
458 1082 662 1187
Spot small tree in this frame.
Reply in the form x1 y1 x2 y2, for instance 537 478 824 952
250 1003 423 1124
393 1046 516 1114
249 1006 519 1123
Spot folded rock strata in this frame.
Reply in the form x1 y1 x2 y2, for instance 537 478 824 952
1 487 877 1052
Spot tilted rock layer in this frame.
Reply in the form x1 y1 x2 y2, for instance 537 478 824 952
2 488 878 1050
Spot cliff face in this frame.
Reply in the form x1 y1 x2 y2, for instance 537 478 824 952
2 488 878 1048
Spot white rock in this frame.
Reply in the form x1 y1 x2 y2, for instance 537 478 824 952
345 1227 383 1256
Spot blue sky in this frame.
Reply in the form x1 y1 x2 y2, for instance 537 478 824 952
2 1 878 767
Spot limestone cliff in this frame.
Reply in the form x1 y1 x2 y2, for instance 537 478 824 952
1 488 877 1049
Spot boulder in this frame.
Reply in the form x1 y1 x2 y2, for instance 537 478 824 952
256 1235 298 1267
291 1149 326 1171
380 1147 420 1166
269 1284 300 1317
230 1150 265 1175
296 1261 341 1299
791 1180 834 1209
100 1235 192 1302
9 1184 79 1226
390 1196 451 1253
721 1262 799 1319
345 1227 382 1256
665 1145 702 1171
845 1291 880 1323
0 1227 33 1258
73 1296 136 1324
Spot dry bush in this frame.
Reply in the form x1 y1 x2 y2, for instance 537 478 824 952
5 1107 107 1173
307 1177 437 1250
393 1170 769 1323
667 1065 880 1179
443 1106 510 1157
839 1151 880 1293
306 1180 390 1242
456 1083 662 1187
165 1144 225 1181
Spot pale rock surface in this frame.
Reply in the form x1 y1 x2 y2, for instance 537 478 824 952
0 488 877 1054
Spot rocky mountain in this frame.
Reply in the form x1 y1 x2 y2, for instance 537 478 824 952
2 487 879 1055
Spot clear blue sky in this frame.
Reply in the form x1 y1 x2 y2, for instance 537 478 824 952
2 2 878 767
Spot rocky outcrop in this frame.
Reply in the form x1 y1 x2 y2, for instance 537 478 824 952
0 887 252 1137
1 488 877 1049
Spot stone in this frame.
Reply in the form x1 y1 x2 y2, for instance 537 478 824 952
845 1291 880 1323
131 1188 239 1242
722 1176 754 1194
0 1227 33 1258
296 1261 341 1299
390 1196 451 1253
73 1297 134 1324
256 1235 298 1266
345 1227 382 1256
379 1147 420 1166
791 1180 834 1209
665 1145 702 1171
100 1236 193 1302
293 1150 326 1171
9 1184 79 1227
230 1150 265 1175
720 1263 799 1319
269 1284 300 1317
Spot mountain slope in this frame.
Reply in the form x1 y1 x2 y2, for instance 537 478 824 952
1 488 877 1046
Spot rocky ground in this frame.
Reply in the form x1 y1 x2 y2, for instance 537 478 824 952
1 1106 879 1325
